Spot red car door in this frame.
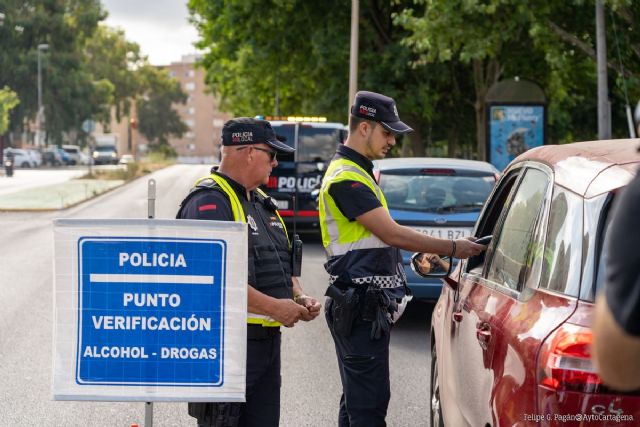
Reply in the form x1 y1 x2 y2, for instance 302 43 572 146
440 167 525 426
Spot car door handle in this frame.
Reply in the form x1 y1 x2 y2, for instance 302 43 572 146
476 324 491 349
452 311 463 322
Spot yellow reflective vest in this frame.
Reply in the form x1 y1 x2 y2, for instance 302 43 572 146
319 158 406 290
191 172 290 327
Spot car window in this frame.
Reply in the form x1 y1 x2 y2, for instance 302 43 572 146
538 187 583 296
379 172 495 212
486 168 549 291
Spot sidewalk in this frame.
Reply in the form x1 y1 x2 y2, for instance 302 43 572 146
0 169 124 211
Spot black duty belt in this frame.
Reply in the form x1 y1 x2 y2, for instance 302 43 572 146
247 324 280 340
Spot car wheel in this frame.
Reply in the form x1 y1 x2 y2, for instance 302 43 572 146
430 343 445 427
21 162 30 168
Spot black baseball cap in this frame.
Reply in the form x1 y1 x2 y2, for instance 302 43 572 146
350 90 413 134
222 117 294 153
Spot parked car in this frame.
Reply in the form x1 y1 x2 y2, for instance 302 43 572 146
57 147 73 165
26 149 42 167
373 157 499 300
42 147 64 166
3 148 37 168
60 144 92 165
429 139 640 426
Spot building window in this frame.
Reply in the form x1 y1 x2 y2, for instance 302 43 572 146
185 82 195 91
185 119 195 127
187 107 195 115
186 131 195 139
186 69 195 78
213 119 224 128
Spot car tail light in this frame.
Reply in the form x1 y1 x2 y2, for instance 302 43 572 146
538 323 603 393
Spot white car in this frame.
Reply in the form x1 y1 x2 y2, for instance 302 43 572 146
3 148 37 168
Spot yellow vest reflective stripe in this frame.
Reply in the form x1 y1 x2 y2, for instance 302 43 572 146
193 173 285 327
319 158 390 257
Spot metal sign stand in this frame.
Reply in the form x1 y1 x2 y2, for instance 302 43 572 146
144 178 156 427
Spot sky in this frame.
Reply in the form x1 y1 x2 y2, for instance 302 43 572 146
101 0 200 66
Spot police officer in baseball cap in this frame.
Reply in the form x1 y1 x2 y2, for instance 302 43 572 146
319 91 485 426
178 117 321 427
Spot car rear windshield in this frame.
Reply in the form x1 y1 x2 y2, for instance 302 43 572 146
378 170 495 212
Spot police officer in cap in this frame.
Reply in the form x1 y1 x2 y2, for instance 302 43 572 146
178 117 322 427
319 91 486 426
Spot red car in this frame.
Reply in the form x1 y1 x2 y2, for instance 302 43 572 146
429 139 640 426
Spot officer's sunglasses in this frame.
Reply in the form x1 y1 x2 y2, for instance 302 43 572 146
237 146 277 161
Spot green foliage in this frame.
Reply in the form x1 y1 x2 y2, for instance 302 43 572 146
0 87 20 134
136 65 188 146
0 0 107 143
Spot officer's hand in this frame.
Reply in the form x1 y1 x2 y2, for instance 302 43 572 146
297 295 321 321
272 299 309 327
453 237 486 259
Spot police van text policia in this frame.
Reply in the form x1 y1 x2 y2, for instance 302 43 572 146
255 116 347 233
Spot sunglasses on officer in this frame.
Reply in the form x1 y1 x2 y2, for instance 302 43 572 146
236 146 277 161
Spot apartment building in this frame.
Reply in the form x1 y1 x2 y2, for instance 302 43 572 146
165 54 231 163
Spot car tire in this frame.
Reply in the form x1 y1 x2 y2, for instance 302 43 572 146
430 342 445 427
21 162 30 168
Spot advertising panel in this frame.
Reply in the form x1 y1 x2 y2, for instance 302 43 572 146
488 105 545 171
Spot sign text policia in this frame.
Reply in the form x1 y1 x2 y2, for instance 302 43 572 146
53 219 247 402
77 237 224 386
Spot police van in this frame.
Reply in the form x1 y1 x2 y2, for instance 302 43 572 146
259 116 347 233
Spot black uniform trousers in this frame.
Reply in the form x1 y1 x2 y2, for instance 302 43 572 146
196 326 281 427
325 297 391 427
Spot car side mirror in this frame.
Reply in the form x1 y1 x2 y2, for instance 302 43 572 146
410 253 453 278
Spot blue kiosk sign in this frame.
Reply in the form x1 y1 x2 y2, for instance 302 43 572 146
78 237 225 386
53 219 247 402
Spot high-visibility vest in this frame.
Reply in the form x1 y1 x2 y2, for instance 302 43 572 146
319 158 405 289
191 173 290 327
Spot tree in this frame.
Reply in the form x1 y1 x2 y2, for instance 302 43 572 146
0 87 20 134
84 25 145 126
0 0 106 144
136 65 188 147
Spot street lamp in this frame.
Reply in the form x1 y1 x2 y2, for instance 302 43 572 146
37 43 49 147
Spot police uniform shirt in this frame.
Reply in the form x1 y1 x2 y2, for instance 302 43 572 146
328 145 383 219
327 145 406 300
178 172 291 292
605 171 640 336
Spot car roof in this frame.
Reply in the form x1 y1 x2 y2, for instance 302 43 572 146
373 157 499 174
510 139 640 198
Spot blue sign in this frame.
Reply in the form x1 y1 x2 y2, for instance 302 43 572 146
76 237 226 386
488 105 545 171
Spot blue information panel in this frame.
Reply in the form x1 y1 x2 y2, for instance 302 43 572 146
489 105 545 171
76 237 226 386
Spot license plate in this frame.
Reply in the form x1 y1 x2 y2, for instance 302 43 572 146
274 199 289 210
413 227 471 239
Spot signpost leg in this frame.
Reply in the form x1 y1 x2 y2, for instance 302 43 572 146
145 402 153 427
148 179 156 219
145 178 156 426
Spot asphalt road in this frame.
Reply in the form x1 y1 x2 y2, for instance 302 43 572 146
0 165 433 427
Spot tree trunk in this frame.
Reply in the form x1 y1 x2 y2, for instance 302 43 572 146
472 58 502 161
408 126 423 157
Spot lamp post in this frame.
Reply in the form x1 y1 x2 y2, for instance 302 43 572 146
37 43 49 147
